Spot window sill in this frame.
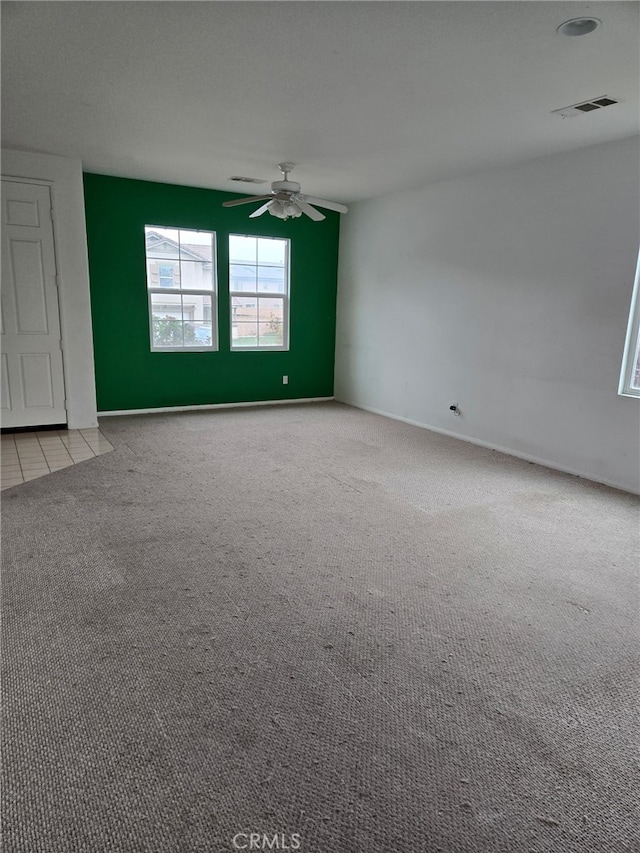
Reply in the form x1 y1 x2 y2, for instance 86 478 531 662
151 347 218 353
230 347 289 353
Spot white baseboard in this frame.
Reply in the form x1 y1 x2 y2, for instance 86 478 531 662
98 396 335 418
338 398 639 495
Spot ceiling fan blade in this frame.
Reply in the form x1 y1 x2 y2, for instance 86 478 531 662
301 195 348 214
296 200 325 222
248 201 273 218
222 195 271 208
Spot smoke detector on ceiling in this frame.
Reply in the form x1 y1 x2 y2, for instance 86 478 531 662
551 95 620 119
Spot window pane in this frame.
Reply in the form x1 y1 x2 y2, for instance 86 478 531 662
232 322 258 347
258 298 284 346
181 322 202 347
150 292 182 316
230 263 257 292
257 237 286 266
179 260 214 291
232 295 257 336
183 293 212 324
179 229 213 262
258 297 282 320
229 235 257 263
151 293 184 347
147 259 180 289
145 226 180 259
232 293 257 348
150 294 209 348
257 265 285 293
187 321 212 346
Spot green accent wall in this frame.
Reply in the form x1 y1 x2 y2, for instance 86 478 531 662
83 173 340 412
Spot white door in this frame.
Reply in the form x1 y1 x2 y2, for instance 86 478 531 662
1 180 66 428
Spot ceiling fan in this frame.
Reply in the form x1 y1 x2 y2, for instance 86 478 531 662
222 163 348 222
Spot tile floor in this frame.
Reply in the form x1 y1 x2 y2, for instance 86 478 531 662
1 428 113 490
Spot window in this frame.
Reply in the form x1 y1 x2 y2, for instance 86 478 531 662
145 226 217 351
619 250 640 398
158 264 174 288
229 235 289 350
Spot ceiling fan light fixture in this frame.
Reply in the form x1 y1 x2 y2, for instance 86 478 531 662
267 204 284 220
557 17 601 37
268 201 302 220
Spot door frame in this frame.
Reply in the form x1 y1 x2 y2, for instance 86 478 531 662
1 150 98 429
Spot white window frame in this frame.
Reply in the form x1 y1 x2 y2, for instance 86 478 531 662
619 248 640 398
145 225 218 353
229 235 290 352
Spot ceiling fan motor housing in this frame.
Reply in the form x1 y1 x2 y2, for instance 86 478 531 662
222 162 346 221
271 180 301 194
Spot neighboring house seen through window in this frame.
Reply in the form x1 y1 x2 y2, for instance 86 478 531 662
229 235 290 350
145 226 217 351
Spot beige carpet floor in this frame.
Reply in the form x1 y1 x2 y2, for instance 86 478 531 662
2 401 638 852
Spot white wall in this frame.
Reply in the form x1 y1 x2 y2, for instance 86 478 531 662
2 149 97 429
335 136 640 493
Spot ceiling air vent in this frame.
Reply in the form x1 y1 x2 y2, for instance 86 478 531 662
229 176 267 184
552 95 620 119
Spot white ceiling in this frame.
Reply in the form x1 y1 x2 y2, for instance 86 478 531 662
2 1 638 203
